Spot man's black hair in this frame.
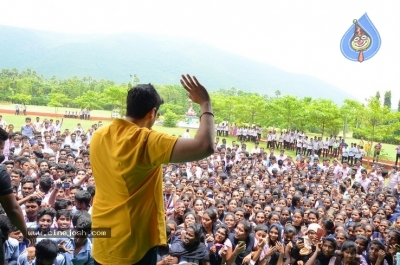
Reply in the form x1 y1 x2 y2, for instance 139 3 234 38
0 128 8 143
56 209 72 220
72 210 91 227
39 176 53 193
54 199 73 212
75 190 91 206
35 239 58 261
86 186 95 197
21 176 36 186
37 207 56 220
0 215 12 239
126 84 164 119
75 214 92 234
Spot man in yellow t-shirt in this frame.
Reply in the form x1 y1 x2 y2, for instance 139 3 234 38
90 75 215 265
358 137 364 148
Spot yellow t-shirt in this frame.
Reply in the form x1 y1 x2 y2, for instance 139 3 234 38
90 119 178 264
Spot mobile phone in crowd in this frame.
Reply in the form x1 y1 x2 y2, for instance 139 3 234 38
56 183 62 189
208 194 214 199
62 182 70 189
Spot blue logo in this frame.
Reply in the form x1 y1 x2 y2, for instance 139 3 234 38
340 13 381 62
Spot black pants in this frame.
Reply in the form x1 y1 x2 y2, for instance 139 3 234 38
396 154 400 166
94 247 158 265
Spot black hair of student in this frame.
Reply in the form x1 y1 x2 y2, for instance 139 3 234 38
26 197 42 207
320 217 335 235
234 207 245 214
75 190 91 206
0 128 8 143
56 209 71 220
48 162 58 169
0 205 5 215
69 185 81 192
292 194 302 207
369 239 385 250
11 168 24 178
86 186 95 197
388 228 400 244
203 208 217 223
254 224 269 233
75 214 92 233
39 176 53 193
38 159 48 166
242 198 253 206
215 199 226 207
0 215 12 239
186 223 205 243
166 225 171 238
268 211 281 220
237 220 253 235
65 164 76 173
337 230 349 239
72 211 91 227
341 240 357 252
39 169 51 178
126 84 164 119
21 176 36 186
354 222 366 231
54 199 73 212
166 219 177 228
35 239 59 260
297 185 307 194
37 207 56 220
15 156 30 166
355 235 368 245
183 212 199 224
308 209 319 219
322 237 337 250
284 225 297 235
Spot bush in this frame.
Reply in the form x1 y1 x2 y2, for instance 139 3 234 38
163 110 178 128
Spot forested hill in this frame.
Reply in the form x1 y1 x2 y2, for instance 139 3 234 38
0 25 354 103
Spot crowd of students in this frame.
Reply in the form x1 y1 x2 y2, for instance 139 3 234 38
160 137 400 265
0 115 400 265
0 116 95 265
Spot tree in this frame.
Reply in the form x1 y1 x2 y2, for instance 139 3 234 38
267 95 303 130
9 94 32 104
163 110 179 127
354 97 400 154
398 99 400 112
275 90 281 98
375 91 381 101
233 93 268 126
340 99 364 133
159 103 184 116
103 86 127 109
384 91 391 109
75 91 106 110
47 93 69 113
306 99 342 137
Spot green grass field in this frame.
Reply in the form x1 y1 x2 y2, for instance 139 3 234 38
1 105 398 162
0 103 115 118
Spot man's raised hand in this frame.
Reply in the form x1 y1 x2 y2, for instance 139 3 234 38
180 75 210 106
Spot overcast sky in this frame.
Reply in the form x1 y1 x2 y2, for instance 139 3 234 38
1 0 399 104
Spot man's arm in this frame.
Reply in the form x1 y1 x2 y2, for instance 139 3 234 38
0 194 27 238
170 75 214 163
0 170 28 238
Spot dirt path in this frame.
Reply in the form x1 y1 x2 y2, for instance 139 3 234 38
0 109 113 121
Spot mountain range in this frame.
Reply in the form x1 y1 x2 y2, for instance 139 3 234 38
0 25 355 103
